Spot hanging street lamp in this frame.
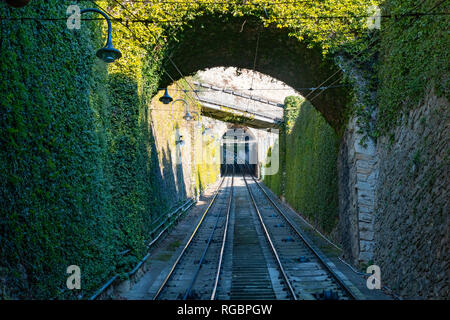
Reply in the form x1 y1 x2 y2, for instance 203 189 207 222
171 98 194 123
80 8 122 63
176 135 185 146
183 109 194 121
191 112 203 130
159 88 174 104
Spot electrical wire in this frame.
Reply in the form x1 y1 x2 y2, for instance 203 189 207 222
84 0 197 107
3 1 445 101
2 11 447 22
107 0 200 106
246 28 261 112
161 83 350 91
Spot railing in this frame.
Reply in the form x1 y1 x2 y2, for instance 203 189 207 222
89 198 196 300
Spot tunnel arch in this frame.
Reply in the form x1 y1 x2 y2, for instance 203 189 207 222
158 14 351 132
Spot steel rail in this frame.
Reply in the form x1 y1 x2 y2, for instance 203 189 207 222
183 172 234 299
246 166 358 300
153 169 228 300
242 171 298 300
210 167 234 300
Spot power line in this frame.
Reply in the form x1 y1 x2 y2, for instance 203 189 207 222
86 1 191 105
86 0 197 107
166 55 202 105
4 1 445 106
107 0 201 108
246 28 261 112
2 12 447 22
162 84 349 91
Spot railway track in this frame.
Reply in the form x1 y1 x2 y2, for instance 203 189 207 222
153 168 234 300
228 173 288 299
241 166 356 300
152 164 357 300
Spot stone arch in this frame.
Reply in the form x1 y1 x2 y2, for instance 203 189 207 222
158 14 350 132
153 14 374 265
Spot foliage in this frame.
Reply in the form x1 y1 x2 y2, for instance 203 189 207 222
0 1 114 298
195 134 221 196
262 145 284 197
376 0 449 134
104 0 378 56
264 96 339 234
0 1 168 299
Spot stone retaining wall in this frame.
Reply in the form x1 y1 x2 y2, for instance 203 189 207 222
373 91 449 299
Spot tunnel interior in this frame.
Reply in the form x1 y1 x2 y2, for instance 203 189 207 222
220 127 257 176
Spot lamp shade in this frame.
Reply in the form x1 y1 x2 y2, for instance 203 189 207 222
96 41 122 63
159 88 173 104
183 111 194 121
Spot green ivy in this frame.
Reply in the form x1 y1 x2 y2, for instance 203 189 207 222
376 0 449 134
264 96 339 234
0 1 169 299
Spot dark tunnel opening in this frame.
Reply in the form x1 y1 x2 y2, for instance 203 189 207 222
220 128 257 177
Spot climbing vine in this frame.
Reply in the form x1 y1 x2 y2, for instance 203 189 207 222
377 0 449 135
264 96 339 234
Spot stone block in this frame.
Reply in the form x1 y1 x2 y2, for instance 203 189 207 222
356 181 372 191
360 230 374 241
360 240 374 252
359 212 373 223
358 191 375 206
355 152 374 161
358 251 373 263
357 172 369 181
359 204 373 214
355 137 376 155
359 221 374 232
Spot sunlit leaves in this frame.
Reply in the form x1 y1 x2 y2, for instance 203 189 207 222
98 0 379 75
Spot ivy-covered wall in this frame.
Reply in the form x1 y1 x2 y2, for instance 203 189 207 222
0 1 219 299
376 0 449 135
264 96 339 234
0 1 116 298
149 83 221 204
